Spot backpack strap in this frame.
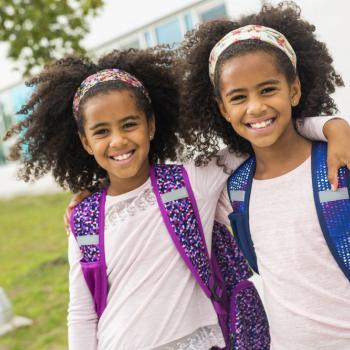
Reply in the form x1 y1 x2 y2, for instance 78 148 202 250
227 157 259 274
312 141 350 281
150 164 230 345
150 164 220 298
70 189 108 318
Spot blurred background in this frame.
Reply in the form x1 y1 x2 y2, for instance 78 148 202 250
0 0 349 349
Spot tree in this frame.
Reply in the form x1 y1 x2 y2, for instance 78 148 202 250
0 0 104 76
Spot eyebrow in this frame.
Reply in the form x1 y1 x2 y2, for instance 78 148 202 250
225 79 281 97
89 115 141 130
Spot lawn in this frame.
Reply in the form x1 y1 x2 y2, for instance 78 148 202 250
0 192 71 350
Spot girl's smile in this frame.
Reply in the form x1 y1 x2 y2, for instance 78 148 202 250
80 89 155 195
218 51 301 151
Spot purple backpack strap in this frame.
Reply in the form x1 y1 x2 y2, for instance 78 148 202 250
70 189 108 318
151 164 270 349
150 164 214 297
150 164 231 346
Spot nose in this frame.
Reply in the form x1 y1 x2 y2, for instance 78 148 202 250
109 131 127 148
246 96 267 117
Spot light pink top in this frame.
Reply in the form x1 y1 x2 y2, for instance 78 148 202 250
67 116 334 349
248 157 350 349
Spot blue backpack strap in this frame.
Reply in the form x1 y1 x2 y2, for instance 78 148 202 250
312 141 350 281
70 189 108 318
227 157 259 274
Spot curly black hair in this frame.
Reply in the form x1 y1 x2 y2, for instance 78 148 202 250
178 1 344 164
5 47 181 192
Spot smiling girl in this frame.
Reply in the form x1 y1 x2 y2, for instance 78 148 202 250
179 2 350 348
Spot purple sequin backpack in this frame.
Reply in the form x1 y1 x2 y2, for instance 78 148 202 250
70 164 270 349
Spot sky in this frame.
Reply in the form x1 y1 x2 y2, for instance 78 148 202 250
0 0 349 116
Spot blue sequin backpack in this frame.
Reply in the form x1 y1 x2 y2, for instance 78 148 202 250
227 141 350 281
70 164 270 349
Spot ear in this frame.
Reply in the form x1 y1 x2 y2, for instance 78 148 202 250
148 114 156 139
216 97 231 123
79 133 94 155
290 76 301 107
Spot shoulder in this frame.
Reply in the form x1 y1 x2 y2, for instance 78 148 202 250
70 190 105 236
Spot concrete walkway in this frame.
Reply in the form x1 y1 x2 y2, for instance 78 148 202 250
0 162 62 198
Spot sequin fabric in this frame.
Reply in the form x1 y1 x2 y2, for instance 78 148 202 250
212 221 252 295
231 285 270 350
72 191 102 263
227 157 255 213
153 164 211 286
314 142 350 274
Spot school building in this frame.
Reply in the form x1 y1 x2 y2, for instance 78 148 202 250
0 0 233 165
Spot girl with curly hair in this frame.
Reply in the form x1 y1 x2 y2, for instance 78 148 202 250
179 1 350 348
6 48 266 349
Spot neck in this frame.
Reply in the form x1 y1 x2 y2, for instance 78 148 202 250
253 122 312 180
107 162 150 196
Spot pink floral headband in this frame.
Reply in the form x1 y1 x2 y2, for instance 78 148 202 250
208 25 297 84
72 69 151 120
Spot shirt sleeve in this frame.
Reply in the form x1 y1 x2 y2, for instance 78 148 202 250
184 147 247 201
67 234 98 350
214 184 232 226
296 115 349 141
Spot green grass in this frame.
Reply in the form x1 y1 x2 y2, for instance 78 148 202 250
0 192 71 350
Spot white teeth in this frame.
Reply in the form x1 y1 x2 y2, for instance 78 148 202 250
249 119 274 129
112 151 133 161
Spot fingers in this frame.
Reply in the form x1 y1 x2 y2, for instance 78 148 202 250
63 190 91 232
327 159 339 191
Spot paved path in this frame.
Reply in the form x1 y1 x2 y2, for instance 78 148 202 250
0 162 62 198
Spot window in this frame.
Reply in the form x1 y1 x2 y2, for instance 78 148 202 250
201 4 227 22
184 13 194 31
155 19 182 46
144 31 152 47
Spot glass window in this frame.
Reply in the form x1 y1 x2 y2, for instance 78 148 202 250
201 4 227 22
144 31 152 47
155 19 182 46
184 13 194 31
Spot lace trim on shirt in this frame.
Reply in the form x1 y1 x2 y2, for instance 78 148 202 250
154 324 225 350
105 188 156 227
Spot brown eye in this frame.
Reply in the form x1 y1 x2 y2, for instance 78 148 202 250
122 121 137 129
261 87 276 94
231 94 246 102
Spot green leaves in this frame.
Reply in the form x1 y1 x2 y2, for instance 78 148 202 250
0 0 104 76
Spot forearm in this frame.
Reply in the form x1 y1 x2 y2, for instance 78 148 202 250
68 235 98 350
297 116 349 141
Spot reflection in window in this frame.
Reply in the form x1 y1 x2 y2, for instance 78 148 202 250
155 19 182 46
201 4 227 22
184 13 194 31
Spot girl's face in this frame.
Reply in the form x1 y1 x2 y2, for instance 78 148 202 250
217 51 301 152
80 89 155 194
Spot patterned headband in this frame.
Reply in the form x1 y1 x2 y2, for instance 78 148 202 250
208 24 297 84
73 68 151 120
